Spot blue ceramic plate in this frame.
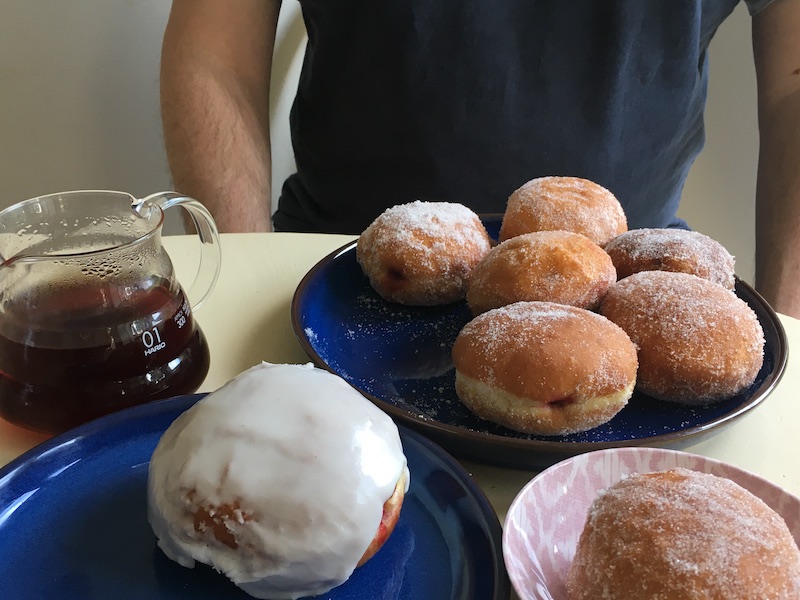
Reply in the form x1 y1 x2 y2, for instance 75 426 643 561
0 395 509 600
291 216 788 469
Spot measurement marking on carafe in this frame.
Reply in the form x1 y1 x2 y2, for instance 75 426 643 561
174 298 190 329
143 327 166 355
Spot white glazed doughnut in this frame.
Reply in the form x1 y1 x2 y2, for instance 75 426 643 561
147 362 409 599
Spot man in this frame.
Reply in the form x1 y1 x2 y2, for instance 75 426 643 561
159 0 800 318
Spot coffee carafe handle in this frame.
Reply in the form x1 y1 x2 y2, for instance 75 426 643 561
138 192 222 311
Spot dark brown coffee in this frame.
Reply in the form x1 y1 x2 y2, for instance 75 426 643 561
0 281 210 433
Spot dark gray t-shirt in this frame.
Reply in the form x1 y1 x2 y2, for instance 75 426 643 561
273 0 772 234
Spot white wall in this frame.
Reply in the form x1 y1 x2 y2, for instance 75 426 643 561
0 2 759 282
678 2 759 283
0 1 172 203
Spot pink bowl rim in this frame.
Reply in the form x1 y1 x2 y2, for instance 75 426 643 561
502 446 800 600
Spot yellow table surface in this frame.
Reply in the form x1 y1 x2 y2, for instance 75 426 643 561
2 231 798 531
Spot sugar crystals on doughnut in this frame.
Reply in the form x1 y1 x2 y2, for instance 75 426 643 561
599 271 764 404
499 176 627 246
356 201 492 306
466 230 616 315
604 227 736 289
567 468 800 600
452 301 638 435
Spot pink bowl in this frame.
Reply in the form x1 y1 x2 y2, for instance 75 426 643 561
502 447 800 600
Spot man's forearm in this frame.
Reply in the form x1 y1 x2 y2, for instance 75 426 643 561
161 57 273 233
160 0 280 233
754 89 800 319
751 0 800 319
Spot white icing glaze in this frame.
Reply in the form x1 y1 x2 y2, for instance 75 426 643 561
147 362 409 599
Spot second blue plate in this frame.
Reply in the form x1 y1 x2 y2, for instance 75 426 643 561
291 217 787 469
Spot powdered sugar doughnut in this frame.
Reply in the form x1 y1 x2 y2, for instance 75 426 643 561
452 301 637 435
466 230 616 315
605 227 736 289
499 176 627 246
567 468 800 600
357 201 492 305
599 271 764 404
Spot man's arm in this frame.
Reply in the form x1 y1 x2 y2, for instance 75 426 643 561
752 0 800 318
160 0 281 233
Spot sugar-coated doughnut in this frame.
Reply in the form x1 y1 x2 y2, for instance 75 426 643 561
599 271 764 404
356 201 492 305
604 227 736 289
147 362 409 600
466 230 616 315
567 468 800 600
499 176 627 246
452 301 637 435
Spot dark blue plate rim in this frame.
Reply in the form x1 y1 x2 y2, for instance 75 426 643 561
0 394 510 600
290 218 788 469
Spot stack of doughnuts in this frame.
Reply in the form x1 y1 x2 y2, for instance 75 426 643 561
598 227 763 405
355 175 765 435
448 177 638 434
